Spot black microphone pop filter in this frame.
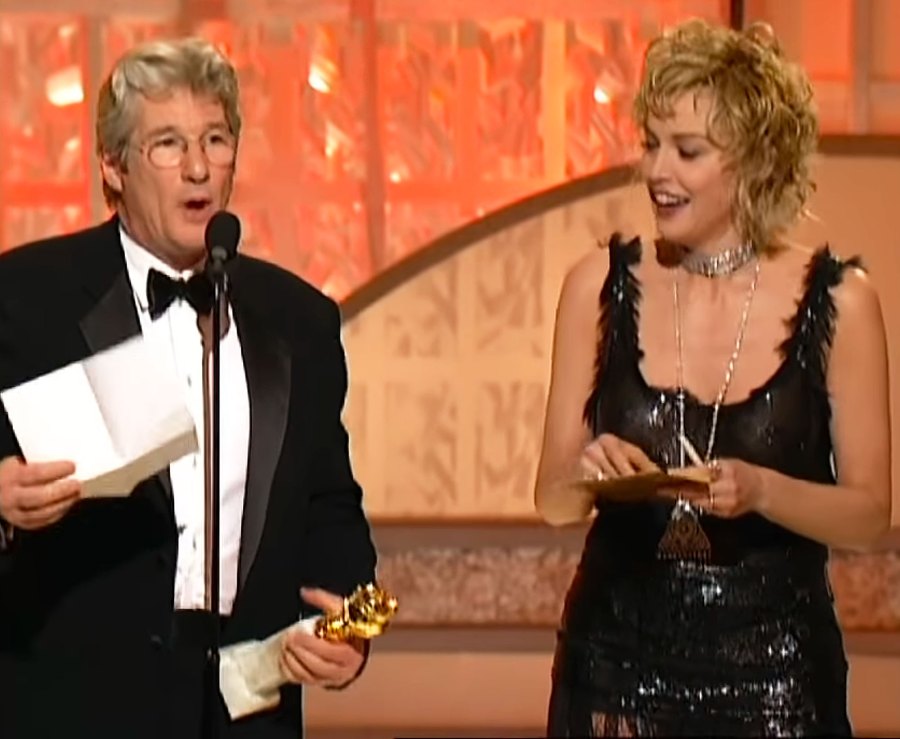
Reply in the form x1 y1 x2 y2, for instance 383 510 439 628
205 210 241 265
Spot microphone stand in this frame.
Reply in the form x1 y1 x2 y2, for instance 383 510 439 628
201 254 227 739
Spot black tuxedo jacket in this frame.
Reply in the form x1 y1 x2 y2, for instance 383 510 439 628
0 217 376 738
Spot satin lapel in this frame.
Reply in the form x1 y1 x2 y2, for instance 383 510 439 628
78 247 174 506
78 270 140 354
233 294 292 591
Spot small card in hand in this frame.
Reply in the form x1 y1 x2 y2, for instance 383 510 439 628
576 466 711 502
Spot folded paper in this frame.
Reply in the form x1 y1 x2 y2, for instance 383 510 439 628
220 617 317 720
1 335 198 497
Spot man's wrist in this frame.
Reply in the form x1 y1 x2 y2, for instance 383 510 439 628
325 639 369 691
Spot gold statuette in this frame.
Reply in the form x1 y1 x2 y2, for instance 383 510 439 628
315 582 399 641
220 582 399 720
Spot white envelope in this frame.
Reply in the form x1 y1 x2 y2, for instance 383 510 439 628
220 616 318 720
0 334 198 497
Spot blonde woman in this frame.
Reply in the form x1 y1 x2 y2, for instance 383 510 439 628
535 20 890 736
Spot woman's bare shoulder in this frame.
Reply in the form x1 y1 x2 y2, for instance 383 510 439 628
557 242 610 309
565 242 609 287
831 258 882 324
561 232 646 298
780 241 882 328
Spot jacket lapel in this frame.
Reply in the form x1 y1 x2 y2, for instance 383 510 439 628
78 270 140 355
77 218 174 506
231 276 292 591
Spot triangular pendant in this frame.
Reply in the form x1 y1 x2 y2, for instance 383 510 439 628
657 499 712 562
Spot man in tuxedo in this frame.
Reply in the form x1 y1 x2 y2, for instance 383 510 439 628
0 37 376 738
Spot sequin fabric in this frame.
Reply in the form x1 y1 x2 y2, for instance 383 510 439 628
547 236 857 737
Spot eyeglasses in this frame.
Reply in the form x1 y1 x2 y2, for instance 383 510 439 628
138 130 237 169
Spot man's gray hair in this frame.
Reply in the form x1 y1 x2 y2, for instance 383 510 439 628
96 37 241 205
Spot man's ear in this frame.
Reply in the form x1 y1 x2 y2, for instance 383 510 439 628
100 153 125 198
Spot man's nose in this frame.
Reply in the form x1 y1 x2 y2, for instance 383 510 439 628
181 143 210 182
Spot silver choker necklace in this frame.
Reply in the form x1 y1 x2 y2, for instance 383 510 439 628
681 243 756 277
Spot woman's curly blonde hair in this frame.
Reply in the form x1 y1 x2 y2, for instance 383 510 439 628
633 19 818 251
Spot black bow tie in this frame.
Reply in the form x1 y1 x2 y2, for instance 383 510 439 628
146 268 214 319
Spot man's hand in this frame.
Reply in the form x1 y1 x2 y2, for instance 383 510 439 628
279 587 366 689
0 456 81 530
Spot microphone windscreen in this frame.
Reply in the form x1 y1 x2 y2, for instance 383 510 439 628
205 211 241 261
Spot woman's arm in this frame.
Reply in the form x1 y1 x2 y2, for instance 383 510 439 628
533 251 602 525
758 266 891 549
534 247 659 524
702 266 892 550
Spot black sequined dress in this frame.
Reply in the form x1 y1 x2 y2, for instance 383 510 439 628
547 236 854 736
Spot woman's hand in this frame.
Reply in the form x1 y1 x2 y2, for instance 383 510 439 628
579 433 659 481
678 458 767 518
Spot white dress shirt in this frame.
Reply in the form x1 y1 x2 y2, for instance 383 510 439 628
121 228 250 615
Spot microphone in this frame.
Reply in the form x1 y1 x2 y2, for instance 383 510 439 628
204 210 241 270
199 210 241 738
